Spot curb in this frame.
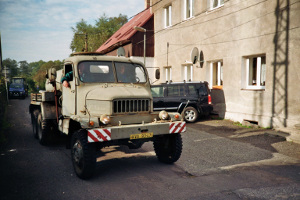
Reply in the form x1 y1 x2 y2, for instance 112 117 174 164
274 127 300 144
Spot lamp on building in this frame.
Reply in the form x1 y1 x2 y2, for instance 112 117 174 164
134 26 146 67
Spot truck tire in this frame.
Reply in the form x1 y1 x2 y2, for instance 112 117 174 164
37 113 50 145
182 106 199 123
31 110 39 139
153 134 182 164
71 130 96 179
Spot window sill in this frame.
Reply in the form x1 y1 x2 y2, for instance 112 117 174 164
182 16 195 23
164 25 172 29
241 88 265 91
206 4 224 13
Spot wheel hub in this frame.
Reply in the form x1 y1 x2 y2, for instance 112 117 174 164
73 141 83 165
185 110 195 120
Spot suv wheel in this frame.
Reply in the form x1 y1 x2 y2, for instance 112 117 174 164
182 107 199 123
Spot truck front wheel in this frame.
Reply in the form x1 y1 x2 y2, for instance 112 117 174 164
71 130 96 179
153 134 183 164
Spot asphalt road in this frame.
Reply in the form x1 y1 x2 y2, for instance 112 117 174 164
1 98 300 200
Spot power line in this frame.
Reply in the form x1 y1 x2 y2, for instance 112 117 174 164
149 0 300 57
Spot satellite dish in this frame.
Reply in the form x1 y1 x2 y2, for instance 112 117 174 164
190 47 199 64
117 47 125 57
199 50 204 68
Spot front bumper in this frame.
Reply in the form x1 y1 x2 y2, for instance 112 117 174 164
87 121 186 143
9 91 25 98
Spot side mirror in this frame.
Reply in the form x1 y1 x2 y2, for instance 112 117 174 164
46 68 57 82
155 69 160 80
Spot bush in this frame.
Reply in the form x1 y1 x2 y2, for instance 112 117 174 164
0 75 9 144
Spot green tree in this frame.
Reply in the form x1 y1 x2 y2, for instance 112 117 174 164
19 61 30 78
33 60 63 90
3 58 18 77
29 60 46 76
70 14 128 52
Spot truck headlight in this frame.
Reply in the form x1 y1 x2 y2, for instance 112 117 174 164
100 114 111 125
159 110 169 120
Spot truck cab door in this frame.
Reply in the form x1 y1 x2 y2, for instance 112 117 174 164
62 64 76 116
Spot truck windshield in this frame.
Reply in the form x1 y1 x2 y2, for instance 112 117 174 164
78 61 147 83
78 61 115 83
11 78 24 84
115 62 146 83
9 83 24 90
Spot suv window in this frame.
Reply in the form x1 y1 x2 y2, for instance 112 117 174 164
167 85 185 97
151 86 164 97
198 85 208 96
188 85 197 96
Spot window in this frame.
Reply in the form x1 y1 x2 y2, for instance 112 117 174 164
167 85 185 97
208 0 224 10
184 0 194 20
242 55 266 90
188 85 197 95
209 61 223 89
164 5 172 28
164 66 172 82
182 64 193 81
115 62 147 83
78 61 114 83
151 86 164 98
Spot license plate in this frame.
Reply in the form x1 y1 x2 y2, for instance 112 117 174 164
130 132 153 140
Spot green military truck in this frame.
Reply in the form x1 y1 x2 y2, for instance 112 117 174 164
29 52 186 179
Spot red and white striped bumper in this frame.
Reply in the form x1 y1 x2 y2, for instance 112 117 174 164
87 121 186 143
169 122 186 133
88 129 111 143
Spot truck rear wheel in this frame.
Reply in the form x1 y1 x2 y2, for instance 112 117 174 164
71 130 96 179
153 134 182 164
37 113 50 145
31 110 39 139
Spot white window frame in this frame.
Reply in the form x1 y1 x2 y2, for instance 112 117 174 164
209 61 223 89
184 0 194 20
164 5 172 28
181 64 193 82
208 0 224 10
164 66 172 82
243 55 266 90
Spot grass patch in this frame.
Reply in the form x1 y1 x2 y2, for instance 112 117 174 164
233 121 253 129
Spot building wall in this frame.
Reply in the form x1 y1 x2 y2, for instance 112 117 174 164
152 0 300 128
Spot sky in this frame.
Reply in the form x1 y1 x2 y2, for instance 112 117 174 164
0 0 145 63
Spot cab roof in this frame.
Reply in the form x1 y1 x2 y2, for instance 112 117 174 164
65 53 144 66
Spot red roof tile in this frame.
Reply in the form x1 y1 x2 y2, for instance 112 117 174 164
96 8 153 53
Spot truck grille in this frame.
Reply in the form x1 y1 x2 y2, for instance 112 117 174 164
113 99 150 113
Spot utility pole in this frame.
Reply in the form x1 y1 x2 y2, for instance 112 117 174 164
134 26 147 67
4 66 9 103
75 33 89 52
84 33 88 52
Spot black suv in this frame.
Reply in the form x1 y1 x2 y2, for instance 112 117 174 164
151 82 213 123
